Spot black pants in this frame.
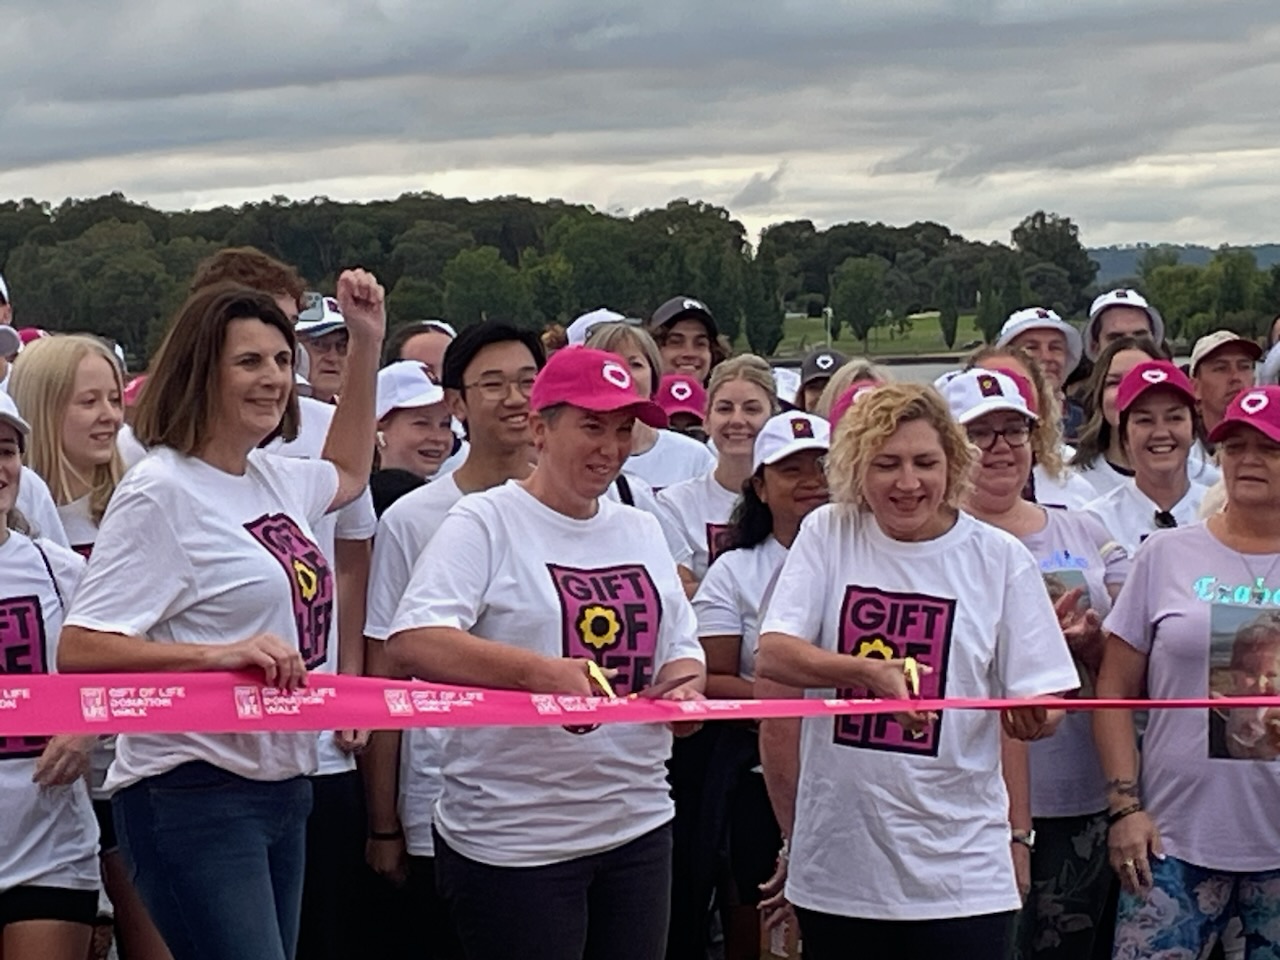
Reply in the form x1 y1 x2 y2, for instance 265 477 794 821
362 855 462 960
436 824 673 960
297 770 369 960
795 906 1016 960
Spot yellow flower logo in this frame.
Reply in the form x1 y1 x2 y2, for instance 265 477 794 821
578 606 622 651
293 560 318 602
856 636 895 659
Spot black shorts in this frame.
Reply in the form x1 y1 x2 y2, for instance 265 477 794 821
93 799 118 855
0 885 99 928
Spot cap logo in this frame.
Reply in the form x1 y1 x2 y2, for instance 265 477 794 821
324 298 340 312
815 354 835 371
682 299 705 312
601 361 632 390
1036 309 1050 318
670 381 693 402
791 417 815 439
1114 290 1130 299
1141 368 1168 384
976 374 1003 398
1241 391 1269 416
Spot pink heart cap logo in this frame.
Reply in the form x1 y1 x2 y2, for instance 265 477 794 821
601 361 631 390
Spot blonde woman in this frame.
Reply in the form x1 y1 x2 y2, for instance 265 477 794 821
8 336 171 960
586 323 714 491
757 383 1078 960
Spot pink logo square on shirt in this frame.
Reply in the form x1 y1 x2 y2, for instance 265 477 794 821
706 523 734 567
0 596 50 759
244 513 335 670
834 586 955 757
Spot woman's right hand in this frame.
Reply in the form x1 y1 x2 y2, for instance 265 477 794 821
860 656 936 737
757 850 791 930
366 835 408 887
527 658 617 696
1108 810 1163 894
207 634 308 691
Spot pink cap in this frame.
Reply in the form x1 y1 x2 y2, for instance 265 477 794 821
1208 386 1280 444
1116 360 1195 413
654 374 707 420
990 366 1038 414
123 375 148 407
530 346 668 428
17 327 48 347
828 380 880 426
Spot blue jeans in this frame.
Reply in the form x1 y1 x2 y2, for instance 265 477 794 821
1114 854 1280 959
113 762 313 960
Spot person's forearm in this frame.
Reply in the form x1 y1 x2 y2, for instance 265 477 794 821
757 678 801 839
388 626 557 690
757 632 876 689
706 673 754 698
322 329 380 502
362 730 403 834
1093 640 1145 813
58 626 216 673
656 657 706 693
1002 735 1032 832
335 538 371 676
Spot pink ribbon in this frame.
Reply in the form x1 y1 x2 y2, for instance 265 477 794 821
0 673 1275 736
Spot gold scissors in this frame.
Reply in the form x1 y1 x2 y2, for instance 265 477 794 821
903 657 921 698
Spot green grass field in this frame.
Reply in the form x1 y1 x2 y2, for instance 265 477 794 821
742 312 983 358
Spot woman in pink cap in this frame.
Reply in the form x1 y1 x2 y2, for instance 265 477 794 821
1081 360 1208 555
1095 385 1280 957
387 346 706 960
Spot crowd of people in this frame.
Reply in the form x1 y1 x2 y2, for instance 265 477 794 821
0 249 1278 960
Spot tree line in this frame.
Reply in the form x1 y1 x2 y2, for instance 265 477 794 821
0 192 1276 362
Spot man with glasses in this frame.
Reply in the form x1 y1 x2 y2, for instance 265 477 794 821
298 295 350 403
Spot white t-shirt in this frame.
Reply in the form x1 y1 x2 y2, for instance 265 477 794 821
268 396 378 776
0 534 99 893
1071 458 1130 499
692 536 788 680
57 496 98 557
606 473 693 567
1187 439 1222 486
626 429 716 492
117 424 148 470
15 467 69 547
1015 509 1130 817
388 481 705 867
657 471 740 580
65 447 340 790
366 473 466 858
1032 464 1099 511
1083 479 1208 557
760 506 1079 921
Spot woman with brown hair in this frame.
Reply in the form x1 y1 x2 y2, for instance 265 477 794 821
756 383 1078 960
56 271 385 960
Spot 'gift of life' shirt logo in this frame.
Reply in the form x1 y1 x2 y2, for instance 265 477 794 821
0 595 51 759
244 514 334 670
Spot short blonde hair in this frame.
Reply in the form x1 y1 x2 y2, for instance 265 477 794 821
964 345 1064 479
9 335 125 524
706 354 779 413
814 358 893 418
586 324 663 399
827 382 974 510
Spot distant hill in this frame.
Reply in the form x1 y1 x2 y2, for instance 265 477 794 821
1089 244 1280 284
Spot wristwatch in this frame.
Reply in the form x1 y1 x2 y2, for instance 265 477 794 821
1011 829 1036 852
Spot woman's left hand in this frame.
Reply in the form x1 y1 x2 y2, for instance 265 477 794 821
1002 705 1064 741
33 735 94 787
335 269 386 344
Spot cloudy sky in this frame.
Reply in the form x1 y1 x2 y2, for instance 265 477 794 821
3 0 1278 248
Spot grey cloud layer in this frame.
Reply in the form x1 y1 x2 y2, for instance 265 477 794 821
1 0 1277 243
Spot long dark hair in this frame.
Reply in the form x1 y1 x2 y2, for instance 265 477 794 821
1071 335 1168 469
724 474 774 552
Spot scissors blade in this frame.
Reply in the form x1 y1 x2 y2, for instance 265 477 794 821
633 674 700 700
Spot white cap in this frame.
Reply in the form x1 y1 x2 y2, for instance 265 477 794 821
0 389 31 447
932 369 963 391
997 307 1083 375
296 294 346 338
939 369 1038 425
752 412 831 473
1261 341 1280 387
420 319 457 339
376 360 446 421
0 274 10 305
1189 329 1262 376
567 308 630 347
771 366 802 404
0 324 18 358
1086 289 1164 360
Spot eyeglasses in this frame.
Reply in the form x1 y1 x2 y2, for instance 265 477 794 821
308 335 349 356
464 374 538 400
1153 510 1177 529
966 423 1031 450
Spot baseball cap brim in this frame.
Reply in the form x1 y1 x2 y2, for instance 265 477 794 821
758 435 829 470
297 320 346 338
661 400 705 419
568 396 668 429
378 387 446 422
955 396 1039 426
998 317 1083 374
1193 337 1262 375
